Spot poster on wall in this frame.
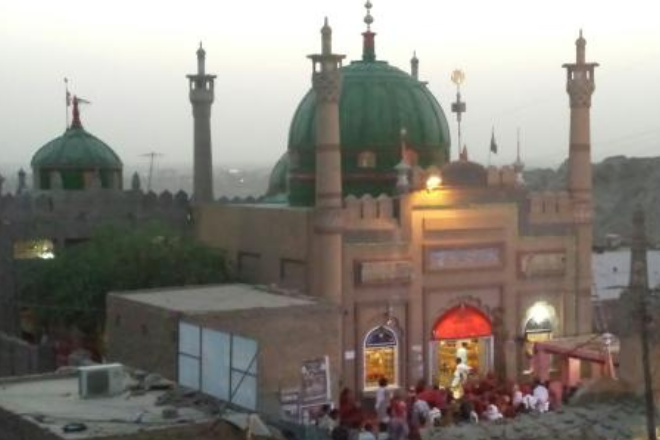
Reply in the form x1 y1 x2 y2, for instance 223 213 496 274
279 388 301 423
300 356 331 406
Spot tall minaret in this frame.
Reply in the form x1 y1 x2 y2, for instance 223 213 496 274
309 18 345 303
187 43 216 203
563 31 598 334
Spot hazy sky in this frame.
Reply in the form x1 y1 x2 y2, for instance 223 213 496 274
1 0 659 172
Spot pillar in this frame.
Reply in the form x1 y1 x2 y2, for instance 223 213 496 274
187 43 216 203
309 19 345 304
563 31 598 335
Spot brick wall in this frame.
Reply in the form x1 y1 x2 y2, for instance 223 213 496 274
188 304 342 415
106 292 342 416
105 294 180 380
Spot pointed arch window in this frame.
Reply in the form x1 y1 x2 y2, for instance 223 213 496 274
363 326 398 390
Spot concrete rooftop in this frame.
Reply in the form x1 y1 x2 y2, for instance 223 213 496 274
0 373 211 439
113 283 316 313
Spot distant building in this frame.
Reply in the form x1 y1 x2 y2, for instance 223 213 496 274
0 97 190 364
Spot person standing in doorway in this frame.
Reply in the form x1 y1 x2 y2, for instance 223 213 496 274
456 342 469 366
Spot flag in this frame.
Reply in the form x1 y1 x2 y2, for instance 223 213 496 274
65 78 71 106
490 127 498 154
77 97 92 105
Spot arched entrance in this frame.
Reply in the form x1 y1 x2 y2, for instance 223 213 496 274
363 326 399 390
431 305 494 387
522 302 556 374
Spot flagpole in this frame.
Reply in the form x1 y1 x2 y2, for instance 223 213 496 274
64 78 69 129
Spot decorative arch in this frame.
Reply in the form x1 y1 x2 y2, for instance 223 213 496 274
363 326 399 389
522 301 557 334
433 305 492 340
522 301 557 359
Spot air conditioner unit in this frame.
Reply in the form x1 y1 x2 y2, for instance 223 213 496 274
78 363 125 398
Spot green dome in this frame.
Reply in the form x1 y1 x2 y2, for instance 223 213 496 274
285 58 451 206
31 121 123 190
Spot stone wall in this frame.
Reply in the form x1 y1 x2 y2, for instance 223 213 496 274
0 189 191 335
0 333 55 378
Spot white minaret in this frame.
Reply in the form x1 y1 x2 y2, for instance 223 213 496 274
309 18 345 303
563 31 598 334
187 43 216 203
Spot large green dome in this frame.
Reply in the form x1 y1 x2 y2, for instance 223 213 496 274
284 56 451 206
31 105 123 190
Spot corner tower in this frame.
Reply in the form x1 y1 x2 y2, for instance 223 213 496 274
563 31 598 334
309 18 345 303
187 43 216 203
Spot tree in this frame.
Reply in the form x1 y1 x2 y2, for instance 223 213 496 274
19 223 231 336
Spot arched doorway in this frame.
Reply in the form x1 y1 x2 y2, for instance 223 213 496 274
363 326 399 390
522 302 556 374
431 305 494 387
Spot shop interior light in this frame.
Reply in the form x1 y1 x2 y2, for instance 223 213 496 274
426 174 442 192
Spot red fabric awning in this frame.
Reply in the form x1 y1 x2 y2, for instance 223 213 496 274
433 305 492 340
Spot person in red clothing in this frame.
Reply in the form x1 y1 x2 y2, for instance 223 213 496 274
389 391 408 440
339 387 363 428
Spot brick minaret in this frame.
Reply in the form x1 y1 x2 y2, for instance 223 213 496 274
309 18 345 303
187 43 216 203
563 31 598 334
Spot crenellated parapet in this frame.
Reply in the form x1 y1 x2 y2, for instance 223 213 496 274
343 194 398 230
0 189 190 236
216 195 262 204
527 191 574 225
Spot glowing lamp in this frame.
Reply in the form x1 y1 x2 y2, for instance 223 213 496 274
528 302 551 325
425 174 442 192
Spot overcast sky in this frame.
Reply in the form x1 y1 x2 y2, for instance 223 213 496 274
1 0 659 171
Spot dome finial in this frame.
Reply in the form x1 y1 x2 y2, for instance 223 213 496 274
364 0 374 31
70 96 82 129
361 0 376 62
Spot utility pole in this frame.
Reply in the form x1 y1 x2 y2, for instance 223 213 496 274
630 207 657 440
141 152 163 192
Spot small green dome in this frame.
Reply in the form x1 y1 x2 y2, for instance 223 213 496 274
32 127 122 170
31 110 123 190
286 58 451 206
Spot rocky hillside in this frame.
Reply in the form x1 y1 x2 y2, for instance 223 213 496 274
525 156 660 245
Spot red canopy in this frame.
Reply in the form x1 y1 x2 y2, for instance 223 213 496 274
433 305 492 340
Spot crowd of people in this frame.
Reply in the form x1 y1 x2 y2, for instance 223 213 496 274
313 364 570 440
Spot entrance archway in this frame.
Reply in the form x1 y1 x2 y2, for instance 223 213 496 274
522 302 556 374
363 326 399 390
431 305 494 387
